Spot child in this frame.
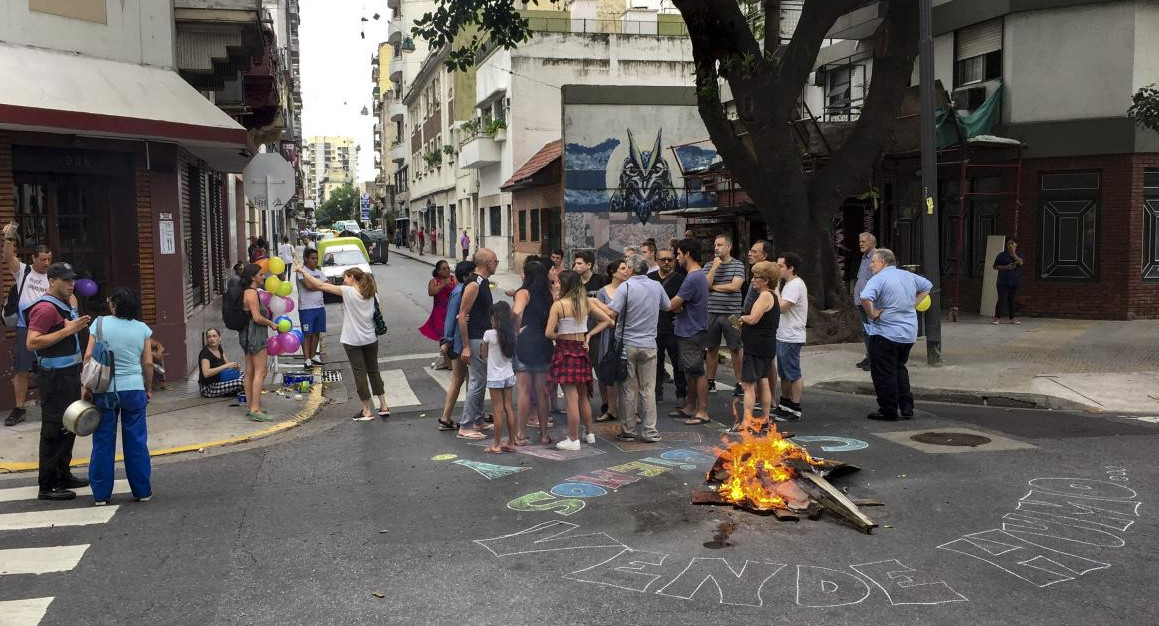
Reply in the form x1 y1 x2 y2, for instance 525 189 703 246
546 270 614 451
150 339 168 390
481 301 518 453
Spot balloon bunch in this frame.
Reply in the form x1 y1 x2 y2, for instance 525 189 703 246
254 257 301 357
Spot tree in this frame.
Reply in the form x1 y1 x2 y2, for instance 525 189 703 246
1129 84 1159 135
415 0 919 340
315 184 359 227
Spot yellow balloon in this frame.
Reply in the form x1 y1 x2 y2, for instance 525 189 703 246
269 257 286 275
276 281 293 297
916 294 931 312
264 275 281 293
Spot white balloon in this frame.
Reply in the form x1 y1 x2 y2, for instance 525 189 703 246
268 296 287 316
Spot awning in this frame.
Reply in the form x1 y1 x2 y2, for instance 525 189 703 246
0 43 249 171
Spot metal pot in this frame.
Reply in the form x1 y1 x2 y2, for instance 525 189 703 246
63 400 102 436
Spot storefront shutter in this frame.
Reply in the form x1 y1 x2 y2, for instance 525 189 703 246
955 19 1002 60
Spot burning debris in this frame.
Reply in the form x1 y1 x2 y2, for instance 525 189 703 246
692 412 878 534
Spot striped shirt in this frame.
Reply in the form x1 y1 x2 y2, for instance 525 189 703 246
706 258 745 314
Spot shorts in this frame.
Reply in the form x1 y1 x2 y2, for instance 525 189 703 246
741 352 774 383
706 313 742 351
487 375 516 389
677 331 708 377
12 326 35 373
299 307 326 334
512 352 549 374
775 341 803 381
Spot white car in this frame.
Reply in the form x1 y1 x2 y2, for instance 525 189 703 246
333 220 362 235
320 244 371 302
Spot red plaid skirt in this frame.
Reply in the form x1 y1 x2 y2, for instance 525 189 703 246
550 339 594 391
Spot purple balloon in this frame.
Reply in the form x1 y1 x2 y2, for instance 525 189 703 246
283 297 295 313
279 332 301 354
258 290 273 306
265 335 281 356
75 279 98 298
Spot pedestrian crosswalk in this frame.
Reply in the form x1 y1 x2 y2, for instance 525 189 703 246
0 479 130 625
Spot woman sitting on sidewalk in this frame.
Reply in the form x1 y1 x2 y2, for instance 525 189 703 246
198 328 244 398
296 265 390 421
83 288 153 506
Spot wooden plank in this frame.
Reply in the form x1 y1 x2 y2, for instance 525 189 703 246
796 472 877 534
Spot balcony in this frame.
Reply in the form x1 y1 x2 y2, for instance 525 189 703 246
390 55 403 83
391 143 407 164
825 1 886 41
388 18 404 45
389 100 406 122
174 0 265 92
458 135 501 169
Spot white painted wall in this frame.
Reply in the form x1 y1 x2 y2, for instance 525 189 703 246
0 0 174 67
1133 0 1159 93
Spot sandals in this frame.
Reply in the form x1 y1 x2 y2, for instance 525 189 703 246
668 409 693 420
683 416 712 426
353 414 375 422
378 410 391 418
594 412 617 423
484 444 506 454
457 430 487 440
437 418 457 431
246 410 274 422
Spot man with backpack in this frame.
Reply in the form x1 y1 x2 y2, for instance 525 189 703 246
3 221 64 427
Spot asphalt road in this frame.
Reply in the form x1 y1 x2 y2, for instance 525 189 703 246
3 254 1158 625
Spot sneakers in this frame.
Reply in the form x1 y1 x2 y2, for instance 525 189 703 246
555 438 581 451
732 386 744 398
901 409 914 419
867 411 899 421
62 475 89 489
583 433 596 444
707 380 717 393
304 358 313 368
855 358 870 368
4 407 26 427
616 432 636 441
136 495 152 503
93 500 108 507
773 400 802 422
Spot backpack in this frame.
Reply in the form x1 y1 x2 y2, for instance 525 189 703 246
2 265 32 327
222 284 248 331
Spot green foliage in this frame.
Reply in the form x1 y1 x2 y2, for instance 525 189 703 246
442 144 456 156
484 118 507 135
315 184 358 226
1129 84 1159 134
423 151 443 166
412 1 555 71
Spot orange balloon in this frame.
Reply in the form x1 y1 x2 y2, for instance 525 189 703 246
256 258 270 274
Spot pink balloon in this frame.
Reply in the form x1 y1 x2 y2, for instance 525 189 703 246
265 335 281 356
283 297 295 313
279 332 301 354
258 290 273 306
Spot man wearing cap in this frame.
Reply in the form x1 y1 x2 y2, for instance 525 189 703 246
25 262 92 500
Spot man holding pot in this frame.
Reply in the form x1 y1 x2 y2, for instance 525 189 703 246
25 262 91 501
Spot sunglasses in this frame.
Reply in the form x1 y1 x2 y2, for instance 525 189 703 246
658 257 675 262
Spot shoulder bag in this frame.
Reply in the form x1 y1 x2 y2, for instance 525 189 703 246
597 285 630 384
372 296 388 336
81 316 117 393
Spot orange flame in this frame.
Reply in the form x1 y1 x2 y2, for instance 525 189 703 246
713 410 822 511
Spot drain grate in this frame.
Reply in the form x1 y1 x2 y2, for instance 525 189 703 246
910 432 992 447
319 370 343 383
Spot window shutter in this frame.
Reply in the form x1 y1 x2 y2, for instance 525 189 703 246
956 19 1002 60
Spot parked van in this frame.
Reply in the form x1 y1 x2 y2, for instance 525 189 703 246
316 236 371 302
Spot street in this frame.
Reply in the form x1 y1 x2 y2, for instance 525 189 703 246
2 255 1158 625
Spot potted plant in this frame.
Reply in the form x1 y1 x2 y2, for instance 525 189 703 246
485 119 507 141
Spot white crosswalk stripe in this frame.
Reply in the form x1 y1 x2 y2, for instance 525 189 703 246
426 367 466 402
0 545 89 575
0 484 123 625
0 479 131 504
0 597 54 626
376 369 421 408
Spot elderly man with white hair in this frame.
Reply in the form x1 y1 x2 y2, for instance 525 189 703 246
608 254 671 443
852 232 877 371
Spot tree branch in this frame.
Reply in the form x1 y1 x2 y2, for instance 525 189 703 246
770 0 865 117
810 0 920 204
763 0 781 52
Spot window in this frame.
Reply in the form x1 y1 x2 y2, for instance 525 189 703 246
518 209 527 241
955 19 1002 87
1143 170 1159 282
489 206 502 236
827 66 852 113
1037 171 1100 281
530 208 541 242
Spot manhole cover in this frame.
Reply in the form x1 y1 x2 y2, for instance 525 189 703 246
909 432 992 447
319 370 343 383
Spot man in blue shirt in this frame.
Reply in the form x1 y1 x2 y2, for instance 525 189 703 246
860 248 932 421
992 239 1025 325
609 255 671 442
669 238 710 425
852 232 876 371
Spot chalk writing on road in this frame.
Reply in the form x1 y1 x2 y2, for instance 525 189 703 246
475 521 968 608
789 436 869 453
937 468 1141 588
452 459 531 480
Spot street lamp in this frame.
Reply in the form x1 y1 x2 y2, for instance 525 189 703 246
918 0 942 366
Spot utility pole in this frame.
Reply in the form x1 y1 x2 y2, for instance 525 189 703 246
918 0 942 365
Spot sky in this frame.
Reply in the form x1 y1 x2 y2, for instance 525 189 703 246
299 0 392 183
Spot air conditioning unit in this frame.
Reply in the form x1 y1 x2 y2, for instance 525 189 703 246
813 70 825 87
952 86 987 111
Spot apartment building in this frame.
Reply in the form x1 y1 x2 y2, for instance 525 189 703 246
303 136 358 206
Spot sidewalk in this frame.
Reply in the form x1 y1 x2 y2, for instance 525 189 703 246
804 315 1159 414
390 245 523 293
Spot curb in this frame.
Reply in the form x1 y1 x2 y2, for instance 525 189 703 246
811 380 1096 413
390 246 443 268
0 377 329 474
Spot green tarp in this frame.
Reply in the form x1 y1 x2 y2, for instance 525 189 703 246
935 83 1004 148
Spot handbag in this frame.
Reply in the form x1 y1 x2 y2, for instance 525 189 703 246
372 297 388 336
2 265 32 327
81 316 116 393
597 285 629 384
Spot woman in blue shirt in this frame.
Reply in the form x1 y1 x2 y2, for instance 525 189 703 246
435 261 476 431
82 287 154 505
